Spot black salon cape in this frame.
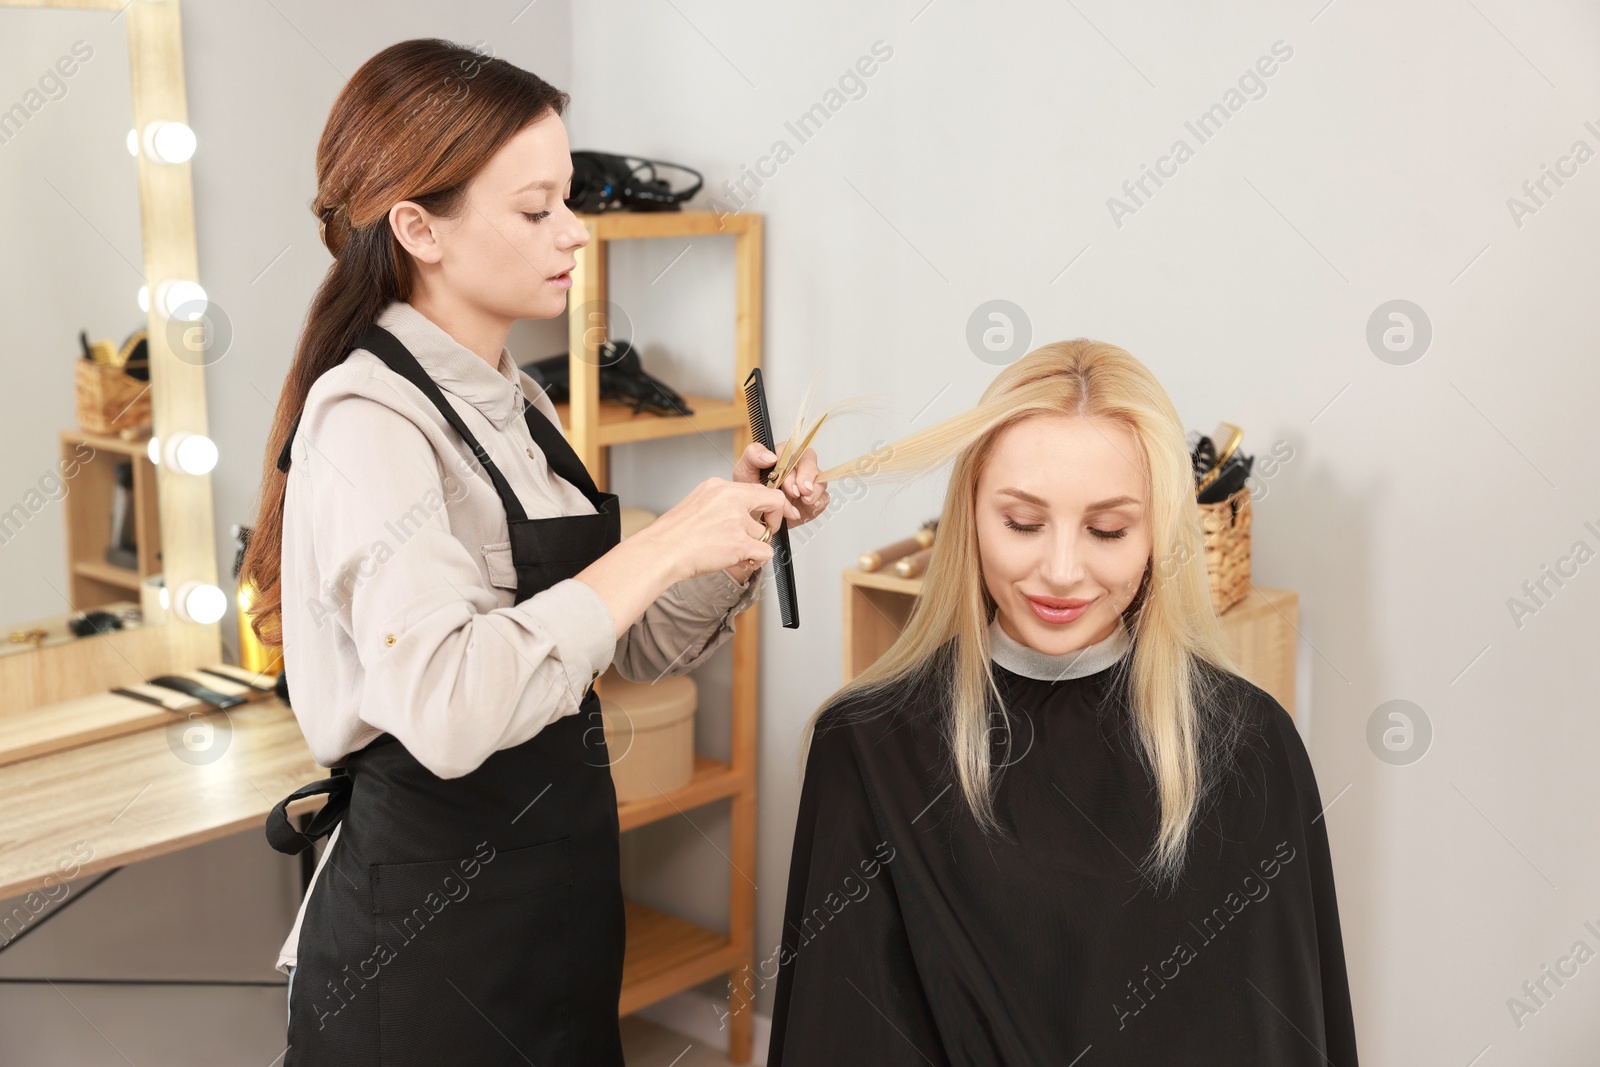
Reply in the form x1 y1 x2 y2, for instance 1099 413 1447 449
766 654 1358 1066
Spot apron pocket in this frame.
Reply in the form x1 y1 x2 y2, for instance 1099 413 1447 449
371 837 573 1066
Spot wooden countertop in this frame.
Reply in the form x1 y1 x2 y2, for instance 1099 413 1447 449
0 698 325 900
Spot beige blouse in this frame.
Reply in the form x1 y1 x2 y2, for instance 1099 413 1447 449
274 299 761 973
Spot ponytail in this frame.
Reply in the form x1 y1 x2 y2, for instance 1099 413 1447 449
241 38 568 645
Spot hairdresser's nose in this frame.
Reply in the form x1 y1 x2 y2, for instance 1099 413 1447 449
556 208 590 254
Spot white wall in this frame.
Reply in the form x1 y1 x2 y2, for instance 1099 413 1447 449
4 1 1598 1063
572 1 1600 1063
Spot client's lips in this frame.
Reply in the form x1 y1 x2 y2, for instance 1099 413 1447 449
1028 594 1091 609
1025 594 1092 625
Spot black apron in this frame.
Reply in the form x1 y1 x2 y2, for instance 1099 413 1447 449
265 324 626 1066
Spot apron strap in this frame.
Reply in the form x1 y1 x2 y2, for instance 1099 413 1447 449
274 412 300 473
274 321 610 521
353 324 531 523
264 321 618 855
515 393 609 511
264 768 353 855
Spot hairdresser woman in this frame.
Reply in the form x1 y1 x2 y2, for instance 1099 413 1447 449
241 40 828 1067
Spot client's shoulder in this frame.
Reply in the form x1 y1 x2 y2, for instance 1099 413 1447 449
1190 658 1287 726
808 676 945 770
1191 659 1313 781
810 691 894 747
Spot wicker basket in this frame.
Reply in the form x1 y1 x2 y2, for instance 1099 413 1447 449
1199 486 1252 616
75 360 151 435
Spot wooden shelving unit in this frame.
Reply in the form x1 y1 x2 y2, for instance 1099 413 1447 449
563 210 762 1062
842 570 1300 718
550 394 746 448
58 428 161 611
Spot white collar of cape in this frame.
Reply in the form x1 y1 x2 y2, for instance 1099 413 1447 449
988 613 1132 682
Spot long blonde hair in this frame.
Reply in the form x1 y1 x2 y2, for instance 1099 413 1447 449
806 339 1250 889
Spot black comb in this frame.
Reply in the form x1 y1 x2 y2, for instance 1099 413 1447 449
742 368 799 628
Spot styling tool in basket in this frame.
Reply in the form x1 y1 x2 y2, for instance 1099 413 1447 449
859 519 938 572
1192 422 1254 504
742 368 799 628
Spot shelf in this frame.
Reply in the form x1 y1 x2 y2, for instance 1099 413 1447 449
620 898 743 1016
577 210 758 241
60 429 162 613
843 567 926 596
551 394 744 448
61 426 153 459
567 210 763 1062
73 558 141 590
617 754 747 833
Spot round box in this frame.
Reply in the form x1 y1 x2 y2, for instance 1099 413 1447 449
598 668 696 802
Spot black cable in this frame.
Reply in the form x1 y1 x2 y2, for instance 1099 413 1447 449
0 867 121 957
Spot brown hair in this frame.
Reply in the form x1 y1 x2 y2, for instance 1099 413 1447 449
241 38 569 646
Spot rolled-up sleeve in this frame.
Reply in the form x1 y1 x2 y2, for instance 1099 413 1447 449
611 564 763 683
522 381 764 685
297 394 615 779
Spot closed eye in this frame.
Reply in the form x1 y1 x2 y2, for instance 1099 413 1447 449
523 211 551 223
1003 516 1128 540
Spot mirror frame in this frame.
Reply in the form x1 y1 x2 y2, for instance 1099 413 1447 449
2 0 221 709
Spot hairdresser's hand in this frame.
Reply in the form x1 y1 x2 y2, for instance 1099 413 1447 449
576 477 788 639
733 439 831 527
636 476 788 587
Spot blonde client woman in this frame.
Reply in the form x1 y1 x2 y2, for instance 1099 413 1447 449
768 341 1358 1065
242 39 828 1066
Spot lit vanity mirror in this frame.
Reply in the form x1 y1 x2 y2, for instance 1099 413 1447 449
0 0 221 713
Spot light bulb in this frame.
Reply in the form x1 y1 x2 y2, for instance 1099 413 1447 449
147 436 161 465
163 432 218 476
137 285 150 313
140 120 196 164
155 279 207 320
126 128 138 156
175 581 227 624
